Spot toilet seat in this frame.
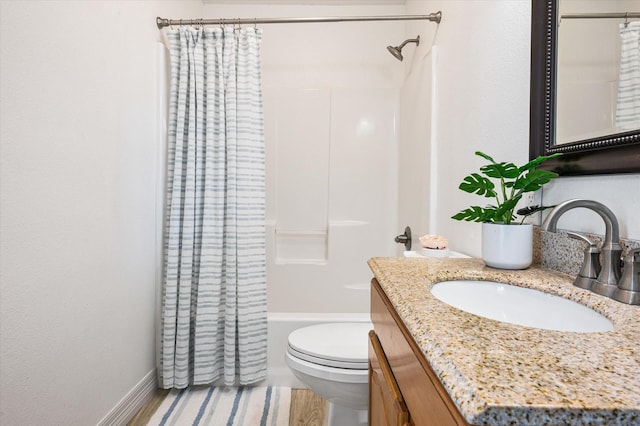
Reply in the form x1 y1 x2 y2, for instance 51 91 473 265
286 322 372 370
287 346 368 369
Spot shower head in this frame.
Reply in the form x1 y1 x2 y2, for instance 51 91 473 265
386 45 404 61
386 35 420 61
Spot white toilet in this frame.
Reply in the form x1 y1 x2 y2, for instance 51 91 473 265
285 322 372 426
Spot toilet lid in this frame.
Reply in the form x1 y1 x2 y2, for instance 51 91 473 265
287 322 372 369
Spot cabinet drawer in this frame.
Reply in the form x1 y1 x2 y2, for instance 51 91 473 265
371 278 469 426
369 330 410 426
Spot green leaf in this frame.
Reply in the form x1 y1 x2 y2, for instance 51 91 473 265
513 169 559 192
493 195 522 224
516 205 555 217
452 152 562 224
451 206 497 222
459 173 496 198
474 151 496 163
480 162 520 179
518 153 562 173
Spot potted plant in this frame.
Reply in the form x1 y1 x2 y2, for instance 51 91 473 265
452 151 561 269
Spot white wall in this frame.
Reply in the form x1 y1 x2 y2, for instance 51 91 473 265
0 1 200 424
403 0 532 257
542 175 640 239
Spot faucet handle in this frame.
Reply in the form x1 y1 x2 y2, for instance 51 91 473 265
613 248 640 305
567 232 601 290
623 247 640 264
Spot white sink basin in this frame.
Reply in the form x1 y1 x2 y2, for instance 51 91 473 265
430 280 614 333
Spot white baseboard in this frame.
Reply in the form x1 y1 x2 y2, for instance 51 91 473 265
97 369 158 426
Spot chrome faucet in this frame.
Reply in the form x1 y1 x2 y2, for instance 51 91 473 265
542 199 622 298
566 231 601 291
613 248 640 305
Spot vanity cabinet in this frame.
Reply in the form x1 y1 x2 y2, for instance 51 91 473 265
369 278 470 426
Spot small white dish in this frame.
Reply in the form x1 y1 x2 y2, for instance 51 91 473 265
421 247 450 258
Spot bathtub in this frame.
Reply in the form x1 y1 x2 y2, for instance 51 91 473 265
266 312 372 387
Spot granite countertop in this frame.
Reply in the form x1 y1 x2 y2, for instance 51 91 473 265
368 257 640 425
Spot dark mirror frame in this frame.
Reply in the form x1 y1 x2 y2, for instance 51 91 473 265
530 0 640 175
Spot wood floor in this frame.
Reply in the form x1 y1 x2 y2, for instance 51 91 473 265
288 389 327 426
127 388 327 426
127 388 169 426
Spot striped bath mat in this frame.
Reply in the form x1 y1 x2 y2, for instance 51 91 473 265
148 386 291 426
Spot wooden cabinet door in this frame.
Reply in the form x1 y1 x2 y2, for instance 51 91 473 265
371 278 469 426
369 330 410 426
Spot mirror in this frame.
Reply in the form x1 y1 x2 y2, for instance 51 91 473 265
530 0 640 175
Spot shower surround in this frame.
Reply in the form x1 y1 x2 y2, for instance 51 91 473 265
199 3 408 315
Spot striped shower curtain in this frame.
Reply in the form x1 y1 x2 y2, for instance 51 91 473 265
616 21 640 130
159 27 267 388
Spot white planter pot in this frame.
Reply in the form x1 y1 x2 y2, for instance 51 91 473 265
481 223 533 270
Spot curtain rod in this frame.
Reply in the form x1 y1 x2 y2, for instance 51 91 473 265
561 12 640 20
156 12 442 29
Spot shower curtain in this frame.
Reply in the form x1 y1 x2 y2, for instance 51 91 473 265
159 26 267 389
615 21 640 130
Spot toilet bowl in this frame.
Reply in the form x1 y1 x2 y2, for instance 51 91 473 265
285 322 372 426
